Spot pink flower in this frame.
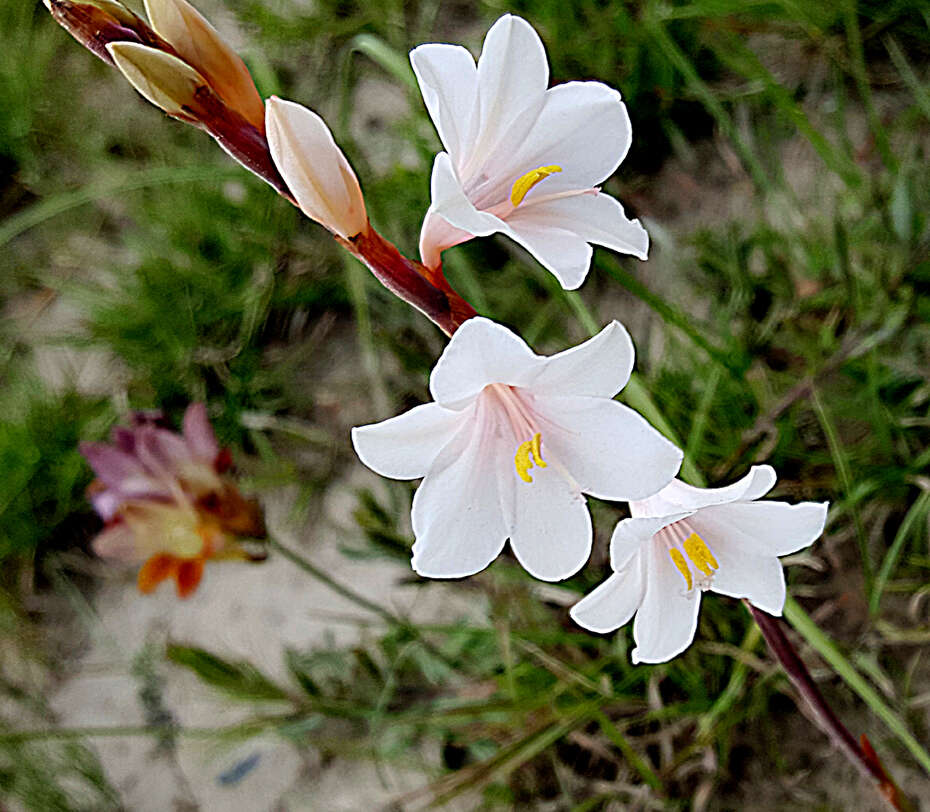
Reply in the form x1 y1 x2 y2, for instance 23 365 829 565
81 404 265 598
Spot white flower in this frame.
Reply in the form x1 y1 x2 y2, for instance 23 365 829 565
570 466 829 664
351 317 682 581
265 96 368 239
411 14 649 289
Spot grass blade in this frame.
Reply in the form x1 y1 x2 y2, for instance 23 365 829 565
783 597 930 776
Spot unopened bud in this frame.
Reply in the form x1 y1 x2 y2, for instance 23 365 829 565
107 42 208 121
45 0 152 65
143 0 265 132
266 97 368 239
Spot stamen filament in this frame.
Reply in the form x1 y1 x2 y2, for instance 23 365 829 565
668 548 693 591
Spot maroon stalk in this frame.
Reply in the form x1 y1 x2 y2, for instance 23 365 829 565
747 602 911 812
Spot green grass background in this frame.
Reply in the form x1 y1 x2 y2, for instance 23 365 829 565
1 0 929 808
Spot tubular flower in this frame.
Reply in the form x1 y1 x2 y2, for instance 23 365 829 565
351 317 682 581
265 96 369 239
570 466 829 663
411 14 649 288
81 404 266 599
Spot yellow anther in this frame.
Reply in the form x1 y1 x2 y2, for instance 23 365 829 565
514 432 546 483
668 548 693 591
684 533 718 577
510 165 562 207
531 433 547 469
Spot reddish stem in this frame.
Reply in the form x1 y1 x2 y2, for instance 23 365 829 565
339 229 475 336
747 602 910 811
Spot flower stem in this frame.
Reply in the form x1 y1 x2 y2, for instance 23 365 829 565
747 601 912 811
267 537 459 669
267 537 398 625
338 228 476 336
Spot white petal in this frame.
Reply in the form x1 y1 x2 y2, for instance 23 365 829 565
531 321 633 399
466 15 548 178
510 190 650 269
506 463 592 581
505 81 632 191
410 417 508 578
501 216 593 290
410 43 478 161
570 564 646 634
535 396 682 501
426 152 507 236
636 465 778 517
418 210 475 270
351 403 464 480
632 543 702 664
692 500 828 558
429 317 542 408
265 97 367 238
708 537 787 616
609 513 691 572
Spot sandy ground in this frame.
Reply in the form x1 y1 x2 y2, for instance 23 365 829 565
48 478 484 811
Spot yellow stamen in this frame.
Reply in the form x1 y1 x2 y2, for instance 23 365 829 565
684 532 718 577
514 432 546 483
531 433 547 469
668 548 693 591
510 165 562 207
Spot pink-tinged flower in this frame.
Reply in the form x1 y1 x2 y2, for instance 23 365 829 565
411 14 649 288
265 96 369 239
351 317 682 581
570 466 828 663
81 404 265 598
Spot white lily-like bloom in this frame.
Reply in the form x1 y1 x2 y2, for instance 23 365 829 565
266 96 368 239
570 466 829 663
411 14 649 289
351 317 682 581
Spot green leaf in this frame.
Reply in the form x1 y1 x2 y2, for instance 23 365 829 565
166 645 292 703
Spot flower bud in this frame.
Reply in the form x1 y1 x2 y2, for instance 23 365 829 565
265 96 368 239
107 42 207 122
142 0 265 132
44 0 155 65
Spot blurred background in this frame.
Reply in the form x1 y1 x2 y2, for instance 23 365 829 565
2 0 930 808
